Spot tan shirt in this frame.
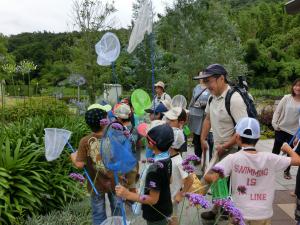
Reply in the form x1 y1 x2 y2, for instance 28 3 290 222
205 85 248 145
272 94 300 135
76 133 115 194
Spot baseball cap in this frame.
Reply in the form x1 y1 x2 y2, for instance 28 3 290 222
147 123 174 152
145 102 168 114
88 103 112 112
194 64 228 79
164 107 183 120
171 128 185 149
154 81 165 90
235 117 260 139
113 103 131 119
137 120 166 137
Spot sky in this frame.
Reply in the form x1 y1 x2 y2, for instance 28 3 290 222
0 0 174 36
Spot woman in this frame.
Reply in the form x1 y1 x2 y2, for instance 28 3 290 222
188 75 213 161
272 78 300 179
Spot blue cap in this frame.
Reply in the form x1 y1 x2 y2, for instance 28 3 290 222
145 102 168 114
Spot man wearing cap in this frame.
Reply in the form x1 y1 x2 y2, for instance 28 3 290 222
198 64 248 220
152 81 172 109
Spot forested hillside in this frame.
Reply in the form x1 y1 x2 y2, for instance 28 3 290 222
0 0 299 98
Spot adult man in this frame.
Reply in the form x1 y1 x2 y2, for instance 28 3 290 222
152 81 171 108
199 64 248 220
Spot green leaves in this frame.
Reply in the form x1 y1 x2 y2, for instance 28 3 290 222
0 111 87 224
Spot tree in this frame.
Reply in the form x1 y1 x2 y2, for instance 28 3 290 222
71 0 116 102
156 0 247 98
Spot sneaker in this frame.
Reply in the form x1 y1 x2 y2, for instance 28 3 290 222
201 211 216 220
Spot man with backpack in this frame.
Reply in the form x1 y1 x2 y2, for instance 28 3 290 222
198 63 256 220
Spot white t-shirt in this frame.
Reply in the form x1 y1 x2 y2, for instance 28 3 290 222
215 150 291 220
170 154 189 201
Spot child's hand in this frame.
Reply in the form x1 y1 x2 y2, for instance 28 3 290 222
115 185 129 199
174 192 184 203
70 151 78 162
281 142 291 154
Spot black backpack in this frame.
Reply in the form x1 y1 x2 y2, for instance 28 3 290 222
209 86 257 126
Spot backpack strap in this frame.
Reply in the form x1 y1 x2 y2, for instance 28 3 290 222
208 95 213 105
225 88 236 126
191 88 208 107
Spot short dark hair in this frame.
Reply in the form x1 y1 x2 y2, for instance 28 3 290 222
178 109 187 122
213 74 229 84
85 109 107 133
240 137 259 145
291 78 300 97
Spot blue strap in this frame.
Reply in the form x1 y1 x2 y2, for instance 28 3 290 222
149 33 156 112
67 142 99 196
112 61 119 103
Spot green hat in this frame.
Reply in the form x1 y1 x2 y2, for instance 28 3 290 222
88 103 112 112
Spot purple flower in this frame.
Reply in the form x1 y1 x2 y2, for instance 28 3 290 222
213 198 245 225
186 154 201 163
155 161 164 168
237 185 247 195
141 158 155 164
69 173 85 184
183 164 195 173
147 158 154 163
100 119 109 126
140 195 147 201
149 181 157 188
212 166 225 178
181 159 190 166
111 123 123 131
123 130 130 137
185 193 210 209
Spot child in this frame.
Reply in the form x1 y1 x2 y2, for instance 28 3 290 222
70 106 121 225
164 107 188 153
204 117 300 225
113 103 140 191
115 121 174 225
169 127 193 225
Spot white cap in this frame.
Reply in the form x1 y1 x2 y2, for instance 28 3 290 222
235 117 260 139
171 128 185 149
164 107 183 120
113 103 131 119
154 81 165 89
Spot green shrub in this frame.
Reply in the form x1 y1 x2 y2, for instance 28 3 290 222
0 97 70 122
0 111 90 224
